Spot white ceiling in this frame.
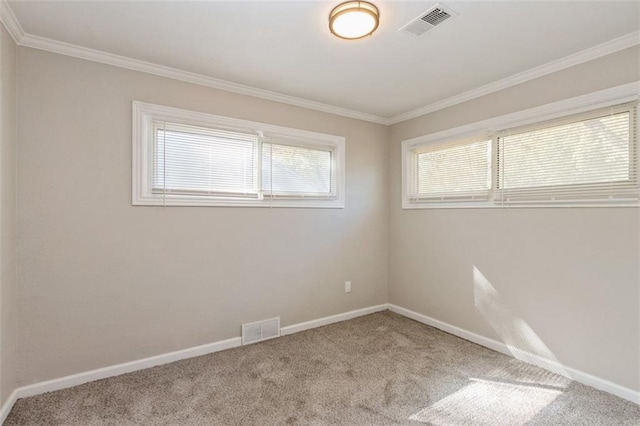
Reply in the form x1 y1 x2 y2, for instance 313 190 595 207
6 1 640 120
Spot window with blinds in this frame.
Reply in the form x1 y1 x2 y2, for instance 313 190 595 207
495 105 636 204
410 139 491 202
133 102 345 207
153 122 259 198
403 99 638 208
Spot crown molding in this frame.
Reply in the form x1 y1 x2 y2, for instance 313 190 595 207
0 0 24 42
388 30 640 125
15 32 389 125
1 0 638 127
0 2 390 126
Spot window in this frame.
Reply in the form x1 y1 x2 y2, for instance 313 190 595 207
402 87 638 208
153 122 259 198
261 142 334 197
409 138 491 203
133 102 345 207
495 106 636 204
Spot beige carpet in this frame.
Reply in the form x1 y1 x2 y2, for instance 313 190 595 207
5 311 640 425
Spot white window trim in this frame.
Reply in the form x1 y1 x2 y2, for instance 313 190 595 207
133 101 346 208
402 82 640 209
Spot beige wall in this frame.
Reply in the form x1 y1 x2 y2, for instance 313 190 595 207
0 24 17 405
11 41 640 396
389 46 640 391
16 47 389 386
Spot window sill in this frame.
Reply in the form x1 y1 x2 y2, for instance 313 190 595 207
133 194 345 208
402 201 640 209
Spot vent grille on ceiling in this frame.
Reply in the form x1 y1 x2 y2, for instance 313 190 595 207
422 8 451 26
399 3 456 36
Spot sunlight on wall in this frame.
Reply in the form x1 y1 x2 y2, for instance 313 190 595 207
409 377 561 425
407 268 574 425
473 266 569 377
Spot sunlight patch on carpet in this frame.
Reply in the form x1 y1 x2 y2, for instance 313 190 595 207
409 378 561 425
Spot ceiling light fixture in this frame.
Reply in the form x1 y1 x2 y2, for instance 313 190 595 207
329 1 380 40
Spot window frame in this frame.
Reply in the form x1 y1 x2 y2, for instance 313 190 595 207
133 101 346 208
401 82 640 209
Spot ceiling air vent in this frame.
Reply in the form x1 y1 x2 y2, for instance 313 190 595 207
399 3 456 36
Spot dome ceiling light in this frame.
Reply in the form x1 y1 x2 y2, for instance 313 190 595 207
329 1 380 40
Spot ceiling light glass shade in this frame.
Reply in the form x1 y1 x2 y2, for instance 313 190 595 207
329 1 379 40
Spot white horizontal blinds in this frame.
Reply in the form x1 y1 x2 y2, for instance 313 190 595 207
153 121 259 198
261 141 334 198
412 139 491 202
496 103 637 204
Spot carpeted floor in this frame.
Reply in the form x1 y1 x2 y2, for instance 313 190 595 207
5 311 640 425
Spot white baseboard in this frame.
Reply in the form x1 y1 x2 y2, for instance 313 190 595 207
387 303 640 405
15 336 242 400
280 304 388 336
0 303 387 422
0 389 18 425
1 302 636 423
